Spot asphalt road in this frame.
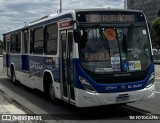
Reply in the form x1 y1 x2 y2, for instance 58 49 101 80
0 57 160 123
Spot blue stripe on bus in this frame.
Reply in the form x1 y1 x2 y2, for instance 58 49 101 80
74 59 154 93
8 55 60 82
22 55 29 71
10 55 22 70
3 54 10 67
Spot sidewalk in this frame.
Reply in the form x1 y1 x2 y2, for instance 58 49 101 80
0 64 34 122
0 93 25 123
0 57 24 122
154 60 160 64
0 94 26 114
0 88 39 123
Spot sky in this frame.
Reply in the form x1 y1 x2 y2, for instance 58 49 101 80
0 0 125 40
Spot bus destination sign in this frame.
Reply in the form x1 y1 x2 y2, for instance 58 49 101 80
85 14 135 22
77 11 146 23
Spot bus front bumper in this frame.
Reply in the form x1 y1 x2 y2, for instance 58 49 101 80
75 84 155 107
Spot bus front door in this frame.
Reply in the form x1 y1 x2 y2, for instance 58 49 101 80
60 30 75 103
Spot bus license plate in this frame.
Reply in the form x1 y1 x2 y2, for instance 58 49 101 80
116 95 129 102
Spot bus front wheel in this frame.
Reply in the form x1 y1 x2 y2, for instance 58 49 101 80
48 82 58 104
44 73 59 104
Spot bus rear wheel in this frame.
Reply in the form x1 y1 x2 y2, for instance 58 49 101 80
12 70 19 85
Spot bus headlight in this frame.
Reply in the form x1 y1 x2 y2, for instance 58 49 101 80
79 76 96 93
146 73 155 88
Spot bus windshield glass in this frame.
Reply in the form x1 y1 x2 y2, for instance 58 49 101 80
79 26 151 74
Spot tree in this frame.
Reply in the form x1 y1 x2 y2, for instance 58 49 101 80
150 8 160 49
0 40 3 47
158 8 160 17
0 40 3 55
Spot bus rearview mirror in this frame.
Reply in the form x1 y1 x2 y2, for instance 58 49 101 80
73 30 81 43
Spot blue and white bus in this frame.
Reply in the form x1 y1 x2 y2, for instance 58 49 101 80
3 9 155 107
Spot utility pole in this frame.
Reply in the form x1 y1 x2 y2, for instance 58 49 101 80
60 0 62 13
124 0 127 9
105 0 110 9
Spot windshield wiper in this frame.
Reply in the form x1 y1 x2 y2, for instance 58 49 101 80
125 24 134 56
122 33 128 56
98 28 111 58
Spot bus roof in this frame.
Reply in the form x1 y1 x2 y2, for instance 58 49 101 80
75 8 143 13
3 9 144 35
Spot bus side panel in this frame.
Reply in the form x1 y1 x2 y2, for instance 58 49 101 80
22 55 29 71
9 54 22 81
28 56 60 92
10 55 22 70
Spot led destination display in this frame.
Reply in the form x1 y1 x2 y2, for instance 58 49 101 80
85 14 135 22
77 11 146 23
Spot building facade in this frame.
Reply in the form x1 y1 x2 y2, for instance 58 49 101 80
127 0 160 22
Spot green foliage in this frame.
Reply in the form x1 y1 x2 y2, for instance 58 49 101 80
151 17 160 48
151 19 160 39
158 8 160 17
0 40 2 55
0 40 3 47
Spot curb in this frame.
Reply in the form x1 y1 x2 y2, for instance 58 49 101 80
0 89 44 123
0 90 23 123
154 60 160 64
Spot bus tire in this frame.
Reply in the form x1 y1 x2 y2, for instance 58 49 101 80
48 82 58 104
44 73 58 104
12 69 19 86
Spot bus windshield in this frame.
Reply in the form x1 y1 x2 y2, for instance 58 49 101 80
79 26 152 74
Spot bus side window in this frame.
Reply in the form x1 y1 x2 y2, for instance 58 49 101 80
30 30 33 54
10 34 16 53
24 31 28 53
3 36 6 52
45 24 58 55
33 27 44 54
16 32 21 53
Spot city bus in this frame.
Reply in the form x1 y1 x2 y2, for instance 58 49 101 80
3 9 155 107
